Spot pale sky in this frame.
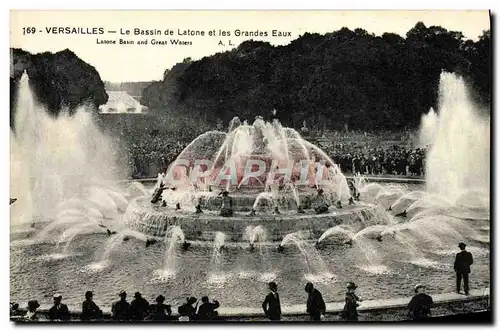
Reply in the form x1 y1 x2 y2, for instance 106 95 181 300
10 10 490 82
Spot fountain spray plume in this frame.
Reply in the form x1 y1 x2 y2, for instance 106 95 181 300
10 72 128 227
159 226 186 279
425 72 490 208
418 107 439 149
244 225 266 251
280 231 333 280
316 225 355 248
207 231 227 283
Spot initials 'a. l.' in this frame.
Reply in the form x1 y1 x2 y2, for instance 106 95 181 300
218 40 235 46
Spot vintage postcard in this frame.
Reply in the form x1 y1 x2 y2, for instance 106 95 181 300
9 10 491 323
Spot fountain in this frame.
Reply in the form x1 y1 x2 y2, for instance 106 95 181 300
123 114 378 242
425 72 490 208
11 72 129 239
157 226 186 280
208 232 227 284
10 71 490 310
280 231 334 282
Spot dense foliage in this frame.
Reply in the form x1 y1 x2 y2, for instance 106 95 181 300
10 48 108 129
142 22 491 131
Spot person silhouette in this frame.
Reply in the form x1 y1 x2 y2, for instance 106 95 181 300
262 282 281 321
454 242 473 295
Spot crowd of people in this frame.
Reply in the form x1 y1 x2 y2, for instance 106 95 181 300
10 281 436 322
10 242 475 323
325 144 427 176
115 129 426 179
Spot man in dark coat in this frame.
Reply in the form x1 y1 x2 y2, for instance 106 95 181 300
130 292 150 321
454 242 473 295
81 291 102 321
305 282 326 321
178 297 198 321
48 294 70 321
197 296 220 321
147 295 172 321
407 284 433 320
111 290 131 321
262 282 281 321
341 282 362 321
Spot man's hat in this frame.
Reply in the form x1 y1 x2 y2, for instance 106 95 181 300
53 293 62 299
27 300 40 310
414 284 425 293
119 290 127 297
85 291 93 298
347 282 358 290
268 281 278 290
187 296 197 305
134 292 142 298
156 295 165 303
458 242 467 248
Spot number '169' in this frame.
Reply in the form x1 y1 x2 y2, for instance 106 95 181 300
23 27 36 35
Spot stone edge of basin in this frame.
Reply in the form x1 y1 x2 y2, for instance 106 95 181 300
13 288 489 319
118 176 426 185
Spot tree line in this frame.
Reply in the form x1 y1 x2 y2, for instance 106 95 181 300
10 48 108 130
141 22 491 131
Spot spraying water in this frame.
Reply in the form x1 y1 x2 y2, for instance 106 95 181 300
244 225 266 244
418 107 439 149
425 72 490 207
10 72 126 227
280 231 334 282
159 226 185 280
208 232 227 284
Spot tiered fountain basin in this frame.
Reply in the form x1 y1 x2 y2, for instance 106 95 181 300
125 199 376 241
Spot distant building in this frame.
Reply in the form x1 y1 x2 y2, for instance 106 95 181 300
99 91 148 114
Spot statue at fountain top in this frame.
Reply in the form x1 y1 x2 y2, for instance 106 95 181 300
313 189 329 214
219 191 234 217
151 183 166 204
300 120 309 136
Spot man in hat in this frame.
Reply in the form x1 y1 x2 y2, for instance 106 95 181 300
147 295 172 321
262 282 281 321
305 282 326 321
130 292 150 321
25 300 40 321
197 296 220 321
454 242 473 295
111 290 131 321
81 291 102 321
48 294 70 321
10 302 21 317
341 282 362 321
178 297 198 321
407 284 433 320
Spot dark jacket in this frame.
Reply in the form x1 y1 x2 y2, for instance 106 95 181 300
307 289 326 318
111 300 131 321
197 300 220 321
178 303 197 320
454 251 473 273
81 300 102 321
262 291 281 320
147 304 172 321
130 297 150 321
48 304 70 321
407 293 433 320
341 292 360 320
